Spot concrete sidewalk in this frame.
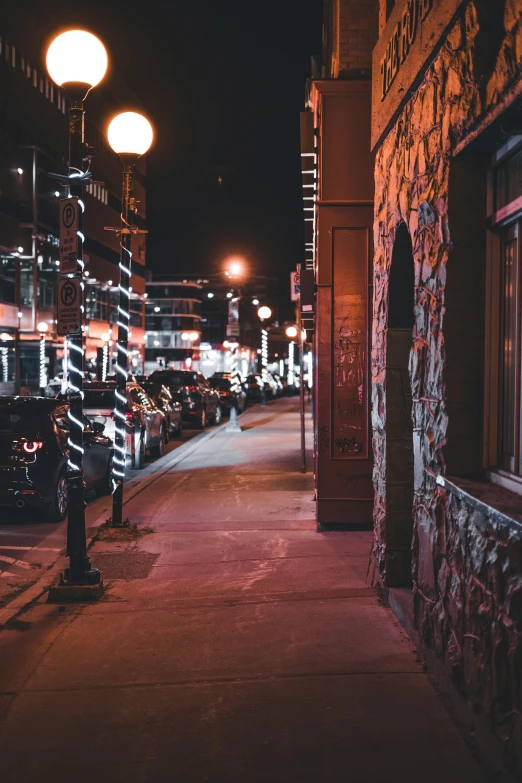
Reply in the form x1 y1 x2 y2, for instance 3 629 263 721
0 399 486 782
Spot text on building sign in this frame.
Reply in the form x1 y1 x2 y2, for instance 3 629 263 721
380 0 433 100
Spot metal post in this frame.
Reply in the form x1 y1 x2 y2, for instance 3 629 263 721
299 314 306 474
110 158 134 527
65 97 98 584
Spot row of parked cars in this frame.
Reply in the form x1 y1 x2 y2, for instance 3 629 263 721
0 368 285 523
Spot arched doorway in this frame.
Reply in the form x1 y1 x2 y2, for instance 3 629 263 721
385 223 414 586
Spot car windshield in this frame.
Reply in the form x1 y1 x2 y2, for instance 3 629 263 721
0 399 55 433
83 390 116 409
210 378 231 391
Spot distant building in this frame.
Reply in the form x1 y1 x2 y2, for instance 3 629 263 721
0 10 147 392
145 279 202 374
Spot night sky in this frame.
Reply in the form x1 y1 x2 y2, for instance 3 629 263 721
24 0 323 303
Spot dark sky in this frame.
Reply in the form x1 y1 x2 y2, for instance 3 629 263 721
24 0 322 296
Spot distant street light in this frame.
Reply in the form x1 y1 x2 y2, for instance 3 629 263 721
224 257 246 280
46 28 108 588
252 298 259 306
286 325 298 338
106 110 153 528
257 305 272 321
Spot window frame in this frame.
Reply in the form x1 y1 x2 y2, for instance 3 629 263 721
485 136 522 494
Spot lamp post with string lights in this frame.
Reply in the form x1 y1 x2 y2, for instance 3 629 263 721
106 111 153 528
46 29 107 587
224 258 246 432
257 306 271 407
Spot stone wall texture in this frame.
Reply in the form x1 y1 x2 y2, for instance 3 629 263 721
372 0 522 774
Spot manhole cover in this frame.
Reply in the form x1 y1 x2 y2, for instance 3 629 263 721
90 552 158 580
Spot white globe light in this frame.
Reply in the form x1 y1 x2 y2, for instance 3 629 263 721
286 326 298 338
46 30 108 88
37 322 49 333
257 306 272 320
107 112 154 156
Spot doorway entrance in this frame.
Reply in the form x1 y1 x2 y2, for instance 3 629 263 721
385 223 414 586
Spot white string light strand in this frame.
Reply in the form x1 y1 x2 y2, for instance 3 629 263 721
112 214 132 492
288 341 295 386
39 334 47 389
261 329 268 383
65 191 85 474
1 347 8 383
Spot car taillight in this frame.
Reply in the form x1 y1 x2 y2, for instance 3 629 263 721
23 441 44 453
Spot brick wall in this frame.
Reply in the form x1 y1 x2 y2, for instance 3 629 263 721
326 0 379 78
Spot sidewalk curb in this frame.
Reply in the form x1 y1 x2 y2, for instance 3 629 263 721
0 405 258 628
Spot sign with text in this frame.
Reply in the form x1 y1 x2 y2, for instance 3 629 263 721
299 269 315 314
228 298 239 325
226 323 240 337
372 0 461 149
57 277 82 336
59 197 79 275
290 271 300 301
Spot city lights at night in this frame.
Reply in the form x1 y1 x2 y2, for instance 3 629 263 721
0 2 520 781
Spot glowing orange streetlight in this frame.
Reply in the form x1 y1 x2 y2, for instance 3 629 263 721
224 257 246 280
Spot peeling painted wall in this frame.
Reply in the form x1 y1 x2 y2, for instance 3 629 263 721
372 0 522 774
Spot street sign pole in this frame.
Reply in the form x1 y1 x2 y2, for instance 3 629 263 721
297 263 306 474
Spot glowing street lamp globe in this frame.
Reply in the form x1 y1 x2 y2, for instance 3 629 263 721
225 257 245 279
257 306 272 321
46 30 108 89
108 112 154 156
286 326 298 338
37 322 49 333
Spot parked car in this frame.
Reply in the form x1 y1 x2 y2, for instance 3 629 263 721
209 375 247 415
148 369 222 428
0 396 113 522
82 380 166 469
244 374 272 403
140 381 183 439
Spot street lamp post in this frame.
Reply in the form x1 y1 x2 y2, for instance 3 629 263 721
106 112 153 528
224 259 245 432
37 321 48 390
46 30 107 586
257 306 271 407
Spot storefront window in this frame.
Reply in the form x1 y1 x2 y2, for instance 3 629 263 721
0 258 16 304
494 141 522 477
86 286 108 322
